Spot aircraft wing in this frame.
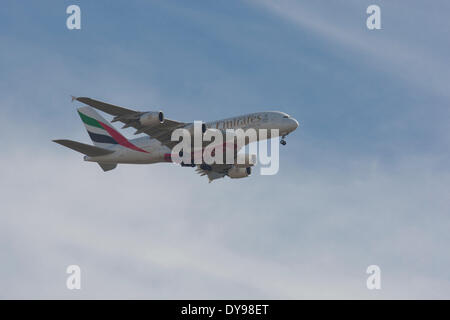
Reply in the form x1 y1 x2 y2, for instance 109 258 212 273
74 97 187 148
195 164 233 183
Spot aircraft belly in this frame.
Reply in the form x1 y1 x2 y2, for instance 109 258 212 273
85 148 165 164
115 149 165 164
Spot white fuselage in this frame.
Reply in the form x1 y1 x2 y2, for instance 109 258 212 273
84 111 299 164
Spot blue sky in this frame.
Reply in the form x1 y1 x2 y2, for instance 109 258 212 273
0 0 449 298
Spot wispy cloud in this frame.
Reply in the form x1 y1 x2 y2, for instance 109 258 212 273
1 122 449 298
249 0 450 99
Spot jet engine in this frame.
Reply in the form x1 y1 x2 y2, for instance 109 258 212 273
139 111 164 127
183 122 207 135
227 166 251 179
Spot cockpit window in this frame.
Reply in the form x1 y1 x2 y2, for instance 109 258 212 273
283 115 289 118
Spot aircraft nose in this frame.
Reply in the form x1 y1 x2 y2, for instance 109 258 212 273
288 118 299 132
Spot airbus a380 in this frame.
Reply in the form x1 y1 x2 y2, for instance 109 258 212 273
54 97 299 182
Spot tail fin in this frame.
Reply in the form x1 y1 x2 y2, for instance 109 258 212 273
77 106 123 148
77 106 148 153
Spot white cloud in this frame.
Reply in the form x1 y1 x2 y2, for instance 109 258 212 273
0 125 449 298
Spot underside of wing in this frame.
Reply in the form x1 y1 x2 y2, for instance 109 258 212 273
74 97 186 148
141 120 186 149
195 164 231 183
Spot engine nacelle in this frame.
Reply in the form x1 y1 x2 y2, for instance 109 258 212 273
227 166 251 179
234 153 256 168
183 122 207 136
139 111 164 127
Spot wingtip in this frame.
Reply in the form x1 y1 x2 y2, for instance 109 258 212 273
71 95 77 102
52 139 63 146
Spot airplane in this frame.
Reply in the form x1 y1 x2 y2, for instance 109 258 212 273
53 97 299 182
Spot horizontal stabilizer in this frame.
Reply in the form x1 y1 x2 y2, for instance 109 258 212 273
98 163 117 172
53 139 114 157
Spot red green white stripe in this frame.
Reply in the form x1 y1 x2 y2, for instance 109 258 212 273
78 110 148 153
